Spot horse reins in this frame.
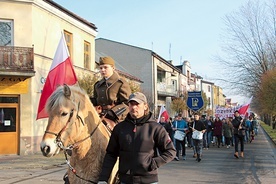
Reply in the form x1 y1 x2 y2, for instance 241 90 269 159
45 103 102 184
62 118 102 184
62 117 102 184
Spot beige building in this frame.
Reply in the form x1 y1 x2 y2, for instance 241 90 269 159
213 85 226 108
0 0 98 155
0 0 142 155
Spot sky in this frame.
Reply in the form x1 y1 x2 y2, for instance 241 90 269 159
54 0 252 104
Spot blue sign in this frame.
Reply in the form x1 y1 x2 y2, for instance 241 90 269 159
186 91 204 112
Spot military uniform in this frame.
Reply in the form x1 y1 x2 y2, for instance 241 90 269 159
91 71 131 122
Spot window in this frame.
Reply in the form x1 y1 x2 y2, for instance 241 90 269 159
0 19 13 46
0 97 18 103
0 108 16 132
84 41 91 69
172 80 177 91
208 85 211 92
187 70 190 84
64 31 73 57
157 70 165 83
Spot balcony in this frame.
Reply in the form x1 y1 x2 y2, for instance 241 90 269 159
157 82 178 97
0 46 35 77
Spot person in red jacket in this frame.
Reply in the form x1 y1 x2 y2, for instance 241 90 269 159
98 92 176 184
213 116 223 148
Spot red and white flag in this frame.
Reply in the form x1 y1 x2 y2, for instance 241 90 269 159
157 105 169 123
36 34 78 120
238 96 253 115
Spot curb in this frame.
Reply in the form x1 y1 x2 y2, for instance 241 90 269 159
260 125 276 146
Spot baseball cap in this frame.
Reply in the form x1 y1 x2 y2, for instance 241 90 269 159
128 92 147 104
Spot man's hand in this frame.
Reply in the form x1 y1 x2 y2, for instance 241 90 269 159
105 110 118 121
95 106 102 114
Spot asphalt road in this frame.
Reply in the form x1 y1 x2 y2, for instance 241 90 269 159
0 127 275 184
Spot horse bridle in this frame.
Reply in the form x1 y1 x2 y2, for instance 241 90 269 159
44 103 101 183
45 102 86 149
44 108 75 150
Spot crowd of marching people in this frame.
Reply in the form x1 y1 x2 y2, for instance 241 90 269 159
158 111 259 161
92 56 260 183
92 56 259 182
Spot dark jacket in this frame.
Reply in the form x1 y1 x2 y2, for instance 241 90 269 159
91 71 131 121
222 122 233 138
159 121 173 139
99 112 176 184
231 116 246 136
192 120 206 132
205 120 214 132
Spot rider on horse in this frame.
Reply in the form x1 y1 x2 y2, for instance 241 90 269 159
90 56 131 131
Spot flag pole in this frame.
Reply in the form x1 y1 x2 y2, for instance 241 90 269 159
157 105 163 123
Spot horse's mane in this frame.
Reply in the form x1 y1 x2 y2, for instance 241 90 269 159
46 85 88 115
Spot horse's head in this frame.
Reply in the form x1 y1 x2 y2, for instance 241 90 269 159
40 84 93 157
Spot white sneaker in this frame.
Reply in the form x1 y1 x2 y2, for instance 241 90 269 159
174 157 179 161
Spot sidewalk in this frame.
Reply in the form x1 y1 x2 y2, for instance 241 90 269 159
0 153 66 184
0 153 65 170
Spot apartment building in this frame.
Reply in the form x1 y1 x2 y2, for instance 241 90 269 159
201 80 214 115
0 0 143 155
0 0 98 155
213 85 226 107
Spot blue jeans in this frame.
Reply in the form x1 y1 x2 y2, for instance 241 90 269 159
175 138 186 157
245 130 250 142
207 131 213 147
254 127 259 135
203 132 208 148
222 136 225 145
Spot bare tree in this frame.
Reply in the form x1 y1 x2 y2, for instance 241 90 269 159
215 0 276 99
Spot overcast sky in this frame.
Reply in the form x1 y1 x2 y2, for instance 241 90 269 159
54 0 256 104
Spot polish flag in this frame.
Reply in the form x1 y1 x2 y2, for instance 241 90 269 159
238 96 253 115
157 105 169 123
36 34 78 120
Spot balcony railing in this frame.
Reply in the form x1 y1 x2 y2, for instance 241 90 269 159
0 46 35 77
157 82 178 96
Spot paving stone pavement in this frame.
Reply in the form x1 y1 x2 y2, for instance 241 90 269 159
0 126 275 184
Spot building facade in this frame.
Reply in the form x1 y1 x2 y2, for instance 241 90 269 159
0 0 97 155
201 80 214 115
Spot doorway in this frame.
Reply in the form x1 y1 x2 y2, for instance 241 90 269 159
0 96 19 155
